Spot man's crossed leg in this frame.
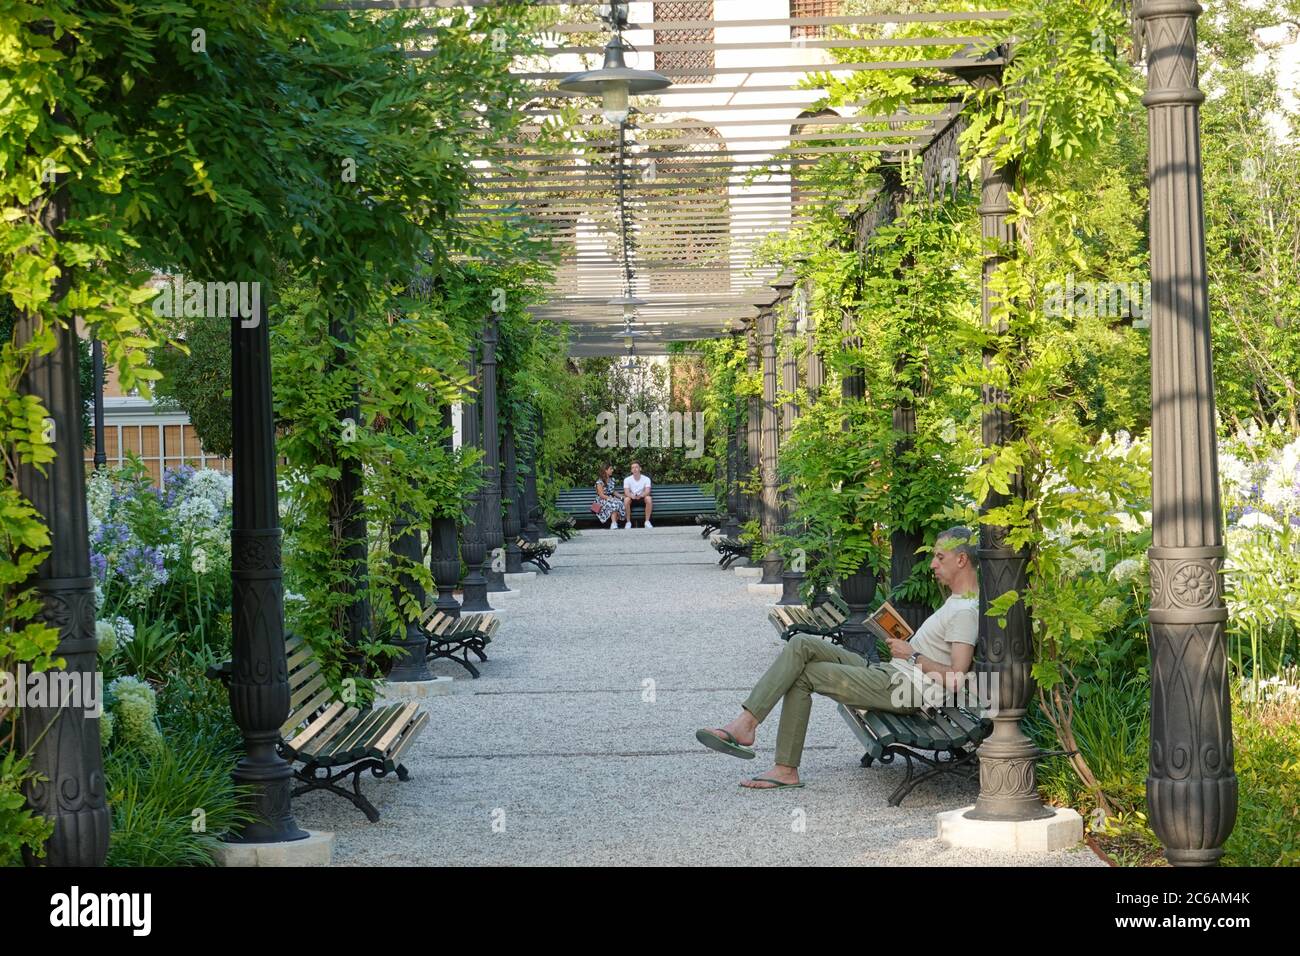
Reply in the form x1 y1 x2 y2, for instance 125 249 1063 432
698 634 920 788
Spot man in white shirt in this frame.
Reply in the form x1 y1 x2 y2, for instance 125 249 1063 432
694 526 980 789
622 461 653 529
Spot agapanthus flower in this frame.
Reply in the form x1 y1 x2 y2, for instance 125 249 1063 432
175 495 219 534
1237 510 1281 532
1260 439 1300 514
185 469 233 512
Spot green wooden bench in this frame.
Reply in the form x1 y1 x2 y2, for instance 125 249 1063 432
709 534 752 568
516 535 554 573
210 634 429 823
695 513 726 537
421 607 499 678
767 601 848 643
555 483 717 527
838 701 992 806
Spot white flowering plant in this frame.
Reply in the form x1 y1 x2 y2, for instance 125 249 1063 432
1218 424 1300 691
88 458 233 647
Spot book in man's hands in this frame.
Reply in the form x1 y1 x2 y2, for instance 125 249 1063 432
864 601 913 643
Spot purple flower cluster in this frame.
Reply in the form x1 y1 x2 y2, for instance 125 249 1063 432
91 520 131 553
119 544 169 590
161 465 197 508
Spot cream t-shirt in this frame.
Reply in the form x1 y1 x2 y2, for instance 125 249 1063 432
624 474 651 496
889 595 979 698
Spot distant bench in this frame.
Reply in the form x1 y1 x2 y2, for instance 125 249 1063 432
555 483 717 527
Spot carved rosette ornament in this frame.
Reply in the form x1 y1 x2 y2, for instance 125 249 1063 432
1140 0 1236 868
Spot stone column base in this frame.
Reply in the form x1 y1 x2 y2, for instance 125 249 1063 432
747 582 782 596
733 566 763 579
936 805 1083 852
378 676 459 699
214 831 334 867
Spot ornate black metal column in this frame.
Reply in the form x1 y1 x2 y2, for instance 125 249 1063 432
719 329 743 538
950 53 1050 823
228 296 307 842
430 403 462 620
779 289 804 606
328 308 370 650
800 299 830 606
744 320 760 535
721 403 741 538
91 335 106 470
1139 0 1236 865
758 302 783 585
501 418 523 573
889 344 932 633
521 405 542 543
16 186 110 866
836 308 876 658
459 341 492 614
387 412 433 683
479 314 507 593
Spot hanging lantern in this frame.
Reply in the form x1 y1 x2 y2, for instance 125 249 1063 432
558 33 671 126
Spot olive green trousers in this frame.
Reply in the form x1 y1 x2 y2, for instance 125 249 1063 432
742 634 920 768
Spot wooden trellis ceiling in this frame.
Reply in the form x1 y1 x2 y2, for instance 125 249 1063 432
335 1 1012 355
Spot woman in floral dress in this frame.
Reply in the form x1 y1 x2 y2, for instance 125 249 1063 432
594 463 626 528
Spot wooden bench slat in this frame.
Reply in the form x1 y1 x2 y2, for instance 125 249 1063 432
861 711 897 747
284 700 347 749
838 705 885 761
286 643 316 672
387 711 429 766
920 709 968 748
289 671 330 711
293 707 361 760
887 713 938 749
371 702 422 755
317 707 394 760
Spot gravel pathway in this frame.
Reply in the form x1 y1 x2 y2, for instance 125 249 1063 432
297 524 1103 867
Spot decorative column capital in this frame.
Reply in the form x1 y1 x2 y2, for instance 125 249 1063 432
1138 0 1206 107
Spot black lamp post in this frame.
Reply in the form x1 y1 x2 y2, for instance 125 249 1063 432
479 314 507 593
16 185 111 866
429 403 462 620
92 335 106 470
1137 0 1236 865
387 412 433 683
459 340 492 614
228 294 308 843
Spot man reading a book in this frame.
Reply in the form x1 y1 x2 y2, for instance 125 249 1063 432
694 526 980 790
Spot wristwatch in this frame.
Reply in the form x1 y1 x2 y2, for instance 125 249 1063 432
907 650 921 666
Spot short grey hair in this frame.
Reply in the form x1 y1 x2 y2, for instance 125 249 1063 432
935 526 978 568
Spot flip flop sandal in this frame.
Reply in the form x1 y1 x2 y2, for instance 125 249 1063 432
694 728 756 760
741 776 805 790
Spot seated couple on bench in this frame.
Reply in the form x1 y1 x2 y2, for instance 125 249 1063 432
695 526 979 790
593 461 654 529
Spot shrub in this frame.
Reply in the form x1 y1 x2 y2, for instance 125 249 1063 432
1223 685 1300 867
104 738 253 867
